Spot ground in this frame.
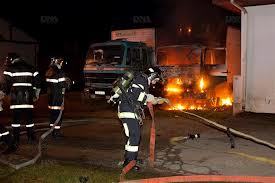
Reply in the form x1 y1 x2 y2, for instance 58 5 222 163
0 92 275 182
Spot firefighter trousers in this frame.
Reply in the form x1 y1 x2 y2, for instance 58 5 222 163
49 109 63 131
11 109 35 143
121 118 141 162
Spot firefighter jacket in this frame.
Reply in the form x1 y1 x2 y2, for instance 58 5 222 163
46 65 69 110
118 72 149 120
2 59 40 109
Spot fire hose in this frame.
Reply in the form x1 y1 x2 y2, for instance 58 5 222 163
181 110 275 150
0 99 64 170
147 102 155 168
121 175 275 183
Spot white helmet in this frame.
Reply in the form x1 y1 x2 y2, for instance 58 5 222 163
50 57 64 69
145 67 162 84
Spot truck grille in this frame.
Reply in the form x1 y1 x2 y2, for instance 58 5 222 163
84 72 123 87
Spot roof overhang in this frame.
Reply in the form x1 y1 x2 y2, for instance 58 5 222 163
212 0 275 13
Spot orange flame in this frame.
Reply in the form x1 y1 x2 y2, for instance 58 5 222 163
220 97 233 106
168 103 205 111
199 77 205 93
163 77 232 111
165 82 183 95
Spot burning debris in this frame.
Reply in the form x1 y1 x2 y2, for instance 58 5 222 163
163 76 233 111
156 44 232 111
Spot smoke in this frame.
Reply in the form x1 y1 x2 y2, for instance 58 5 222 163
156 0 228 47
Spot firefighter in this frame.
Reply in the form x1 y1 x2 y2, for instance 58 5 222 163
109 67 168 171
45 57 70 138
2 53 41 145
0 91 17 154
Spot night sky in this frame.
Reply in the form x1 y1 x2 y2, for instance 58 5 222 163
2 0 236 88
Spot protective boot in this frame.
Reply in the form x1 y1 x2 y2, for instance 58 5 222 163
27 127 36 144
122 159 140 172
123 151 140 172
2 134 18 154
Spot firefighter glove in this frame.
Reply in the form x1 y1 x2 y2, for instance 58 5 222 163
156 97 170 104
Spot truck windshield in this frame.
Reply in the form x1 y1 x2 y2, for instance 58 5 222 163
157 47 201 66
86 45 124 65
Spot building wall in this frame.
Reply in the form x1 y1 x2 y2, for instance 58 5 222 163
0 18 38 66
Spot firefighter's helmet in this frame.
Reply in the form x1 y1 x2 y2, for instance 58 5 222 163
50 57 64 69
6 53 20 65
144 67 162 84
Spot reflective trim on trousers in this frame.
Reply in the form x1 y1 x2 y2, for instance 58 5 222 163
26 123 34 128
118 112 137 119
0 131 10 137
50 124 61 129
123 123 129 137
11 124 21 127
125 144 139 152
48 106 63 110
10 104 34 109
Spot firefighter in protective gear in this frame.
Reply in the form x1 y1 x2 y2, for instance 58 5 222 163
45 57 70 138
2 53 41 145
110 67 168 171
0 91 17 154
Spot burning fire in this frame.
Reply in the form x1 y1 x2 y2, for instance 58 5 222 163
220 97 233 106
164 82 183 95
199 77 205 93
168 103 205 111
165 86 182 94
172 104 185 110
163 77 233 111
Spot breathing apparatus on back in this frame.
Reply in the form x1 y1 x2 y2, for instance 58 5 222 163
108 71 135 104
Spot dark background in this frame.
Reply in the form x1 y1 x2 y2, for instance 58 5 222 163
2 0 238 89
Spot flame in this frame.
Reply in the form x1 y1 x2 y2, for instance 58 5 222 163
199 77 205 93
165 82 183 95
221 97 233 106
163 77 233 111
168 103 205 111
176 78 183 85
174 104 185 111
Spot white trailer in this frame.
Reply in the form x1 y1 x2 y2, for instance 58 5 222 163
241 4 275 113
